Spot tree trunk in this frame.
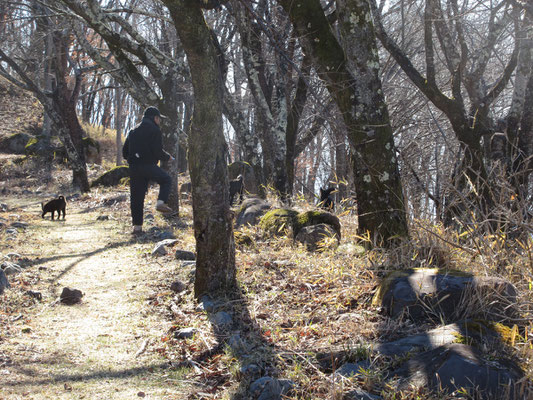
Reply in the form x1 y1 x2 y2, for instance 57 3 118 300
286 55 310 196
278 0 409 243
115 84 123 166
164 0 235 298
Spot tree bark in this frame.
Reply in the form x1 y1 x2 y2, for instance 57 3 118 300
164 0 236 298
278 0 409 243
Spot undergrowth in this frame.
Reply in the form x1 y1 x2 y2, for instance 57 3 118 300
1 157 532 399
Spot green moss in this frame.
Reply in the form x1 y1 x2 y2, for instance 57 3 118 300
259 208 298 237
463 320 523 345
91 165 129 187
451 331 474 345
25 136 39 149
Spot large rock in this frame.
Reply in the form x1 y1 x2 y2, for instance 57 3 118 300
249 377 294 400
152 239 179 257
24 135 56 157
295 223 339 251
0 132 31 154
293 210 341 239
259 208 298 237
372 268 517 323
91 165 129 187
374 320 519 357
392 343 524 399
235 198 271 227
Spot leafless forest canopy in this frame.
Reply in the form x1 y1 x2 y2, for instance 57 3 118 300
0 0 531 238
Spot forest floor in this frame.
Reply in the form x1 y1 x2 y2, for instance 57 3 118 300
1 162 532 400
0 172 384 400
0 188 194 399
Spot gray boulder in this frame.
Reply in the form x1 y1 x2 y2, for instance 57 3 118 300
0 132 31 154
90 165 129 187
151 239 179 257
175 250 195 260
249 377 294 400
295 223 339 251
209 311 233 331
235 198 271 227
372 268 517 323
334 360 371 378
392 343 524 399
374 320 515 357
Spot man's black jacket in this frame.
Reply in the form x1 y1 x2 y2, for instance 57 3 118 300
122 117 171 165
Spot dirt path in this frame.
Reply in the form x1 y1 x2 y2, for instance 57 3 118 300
0 196 187 399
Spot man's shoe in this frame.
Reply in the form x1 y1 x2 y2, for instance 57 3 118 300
132 226 143 235
156 203 173 213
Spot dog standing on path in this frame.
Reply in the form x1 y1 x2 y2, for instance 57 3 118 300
41 196 66 220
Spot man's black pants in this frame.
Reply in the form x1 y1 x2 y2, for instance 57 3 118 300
129 163 171 226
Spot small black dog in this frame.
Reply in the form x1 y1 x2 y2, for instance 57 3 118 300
42 196 66 220
319 187 335 211
229 175 244 205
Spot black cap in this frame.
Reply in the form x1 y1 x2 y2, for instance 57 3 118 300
143 106 166 119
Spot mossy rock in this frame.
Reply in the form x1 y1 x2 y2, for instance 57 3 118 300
24 135 49 155
24 135 65 160
0 132 31 154
91 165 129 187
463 319 523 346
372 268 517 324
371 267 472 308
235 198 271 228
293 210 341 239
259 208 298 237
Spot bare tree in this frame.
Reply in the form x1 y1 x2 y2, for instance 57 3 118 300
278 0 409 244
59 0 191 210
372 0 525 225
0 1 90 191
163 0 235 298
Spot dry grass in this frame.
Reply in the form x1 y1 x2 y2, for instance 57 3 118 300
0 157 532 399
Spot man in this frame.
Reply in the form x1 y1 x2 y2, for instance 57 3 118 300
123 106 174 234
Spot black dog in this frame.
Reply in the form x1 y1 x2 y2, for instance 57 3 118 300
42 196 66 220
229 175 244 205
319 187 335 211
